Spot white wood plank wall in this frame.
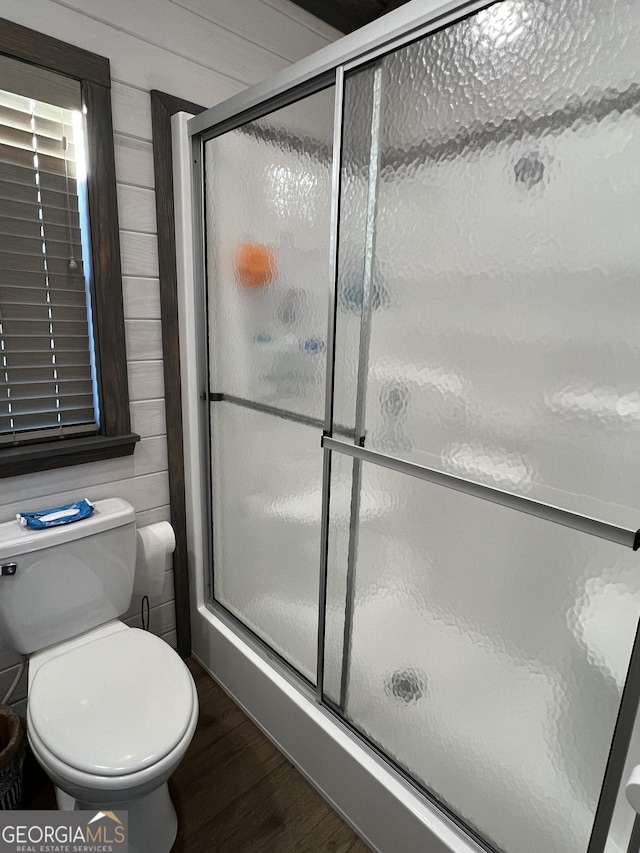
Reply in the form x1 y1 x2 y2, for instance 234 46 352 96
0 0 340 707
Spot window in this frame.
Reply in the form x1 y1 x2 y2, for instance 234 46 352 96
0 60 97 443
0 18 139 477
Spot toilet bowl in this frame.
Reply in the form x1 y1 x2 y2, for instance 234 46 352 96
0 497 197 851
26 620 198 853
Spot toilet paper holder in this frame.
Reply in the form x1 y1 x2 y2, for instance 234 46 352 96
133 521 176 599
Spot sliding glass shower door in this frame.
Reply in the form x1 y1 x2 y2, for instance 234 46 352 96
200 1 640 851
203 86 335 683
322 5 640 853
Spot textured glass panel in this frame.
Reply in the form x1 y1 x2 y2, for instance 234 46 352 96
379 0 640 152
322 450 356 705
327 459 640 853
345 1 640 528
332 65 375 436
210 403 322 682
204 88 334 421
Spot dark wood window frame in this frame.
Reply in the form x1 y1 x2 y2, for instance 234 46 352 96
0 18 139 478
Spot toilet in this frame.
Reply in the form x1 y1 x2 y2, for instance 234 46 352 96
0 497 198 853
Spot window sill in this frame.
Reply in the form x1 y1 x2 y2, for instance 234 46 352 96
0 433 140 479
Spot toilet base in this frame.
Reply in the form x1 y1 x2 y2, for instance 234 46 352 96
55 781 178 853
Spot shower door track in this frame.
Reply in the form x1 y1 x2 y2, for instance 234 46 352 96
322 437 640 551
208 392 354 439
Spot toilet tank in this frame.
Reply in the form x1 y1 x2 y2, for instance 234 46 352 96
0 498 137 654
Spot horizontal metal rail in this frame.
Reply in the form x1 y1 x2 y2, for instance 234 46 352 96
210 392 354 439
188 0 491 138
322 436 640 551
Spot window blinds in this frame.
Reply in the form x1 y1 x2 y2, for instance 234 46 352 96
0 82 98 445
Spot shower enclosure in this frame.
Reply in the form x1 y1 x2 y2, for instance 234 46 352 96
180 1 640 851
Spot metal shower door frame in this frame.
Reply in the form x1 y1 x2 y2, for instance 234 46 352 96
188 1 640 851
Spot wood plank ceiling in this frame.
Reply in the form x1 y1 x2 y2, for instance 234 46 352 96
289 0 411 33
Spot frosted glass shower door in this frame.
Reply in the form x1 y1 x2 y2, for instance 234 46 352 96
323 3 640 853
204 86 334 683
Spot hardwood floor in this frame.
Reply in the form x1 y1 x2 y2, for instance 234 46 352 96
170 659 371 852
23 657 372 853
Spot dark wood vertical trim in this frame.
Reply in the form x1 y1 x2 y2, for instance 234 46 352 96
150 91 205 658
0 17 110 86
83 79 132 437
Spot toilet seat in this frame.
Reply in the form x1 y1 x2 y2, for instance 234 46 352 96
29 627 195 777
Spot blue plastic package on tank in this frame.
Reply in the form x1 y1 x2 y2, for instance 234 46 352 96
16 499 94 530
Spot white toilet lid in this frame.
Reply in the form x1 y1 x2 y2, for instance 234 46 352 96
29 629 195 776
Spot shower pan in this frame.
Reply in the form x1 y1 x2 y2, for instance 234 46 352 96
175 1 640 851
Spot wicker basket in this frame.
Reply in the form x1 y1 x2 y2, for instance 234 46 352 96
0 705 26 809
